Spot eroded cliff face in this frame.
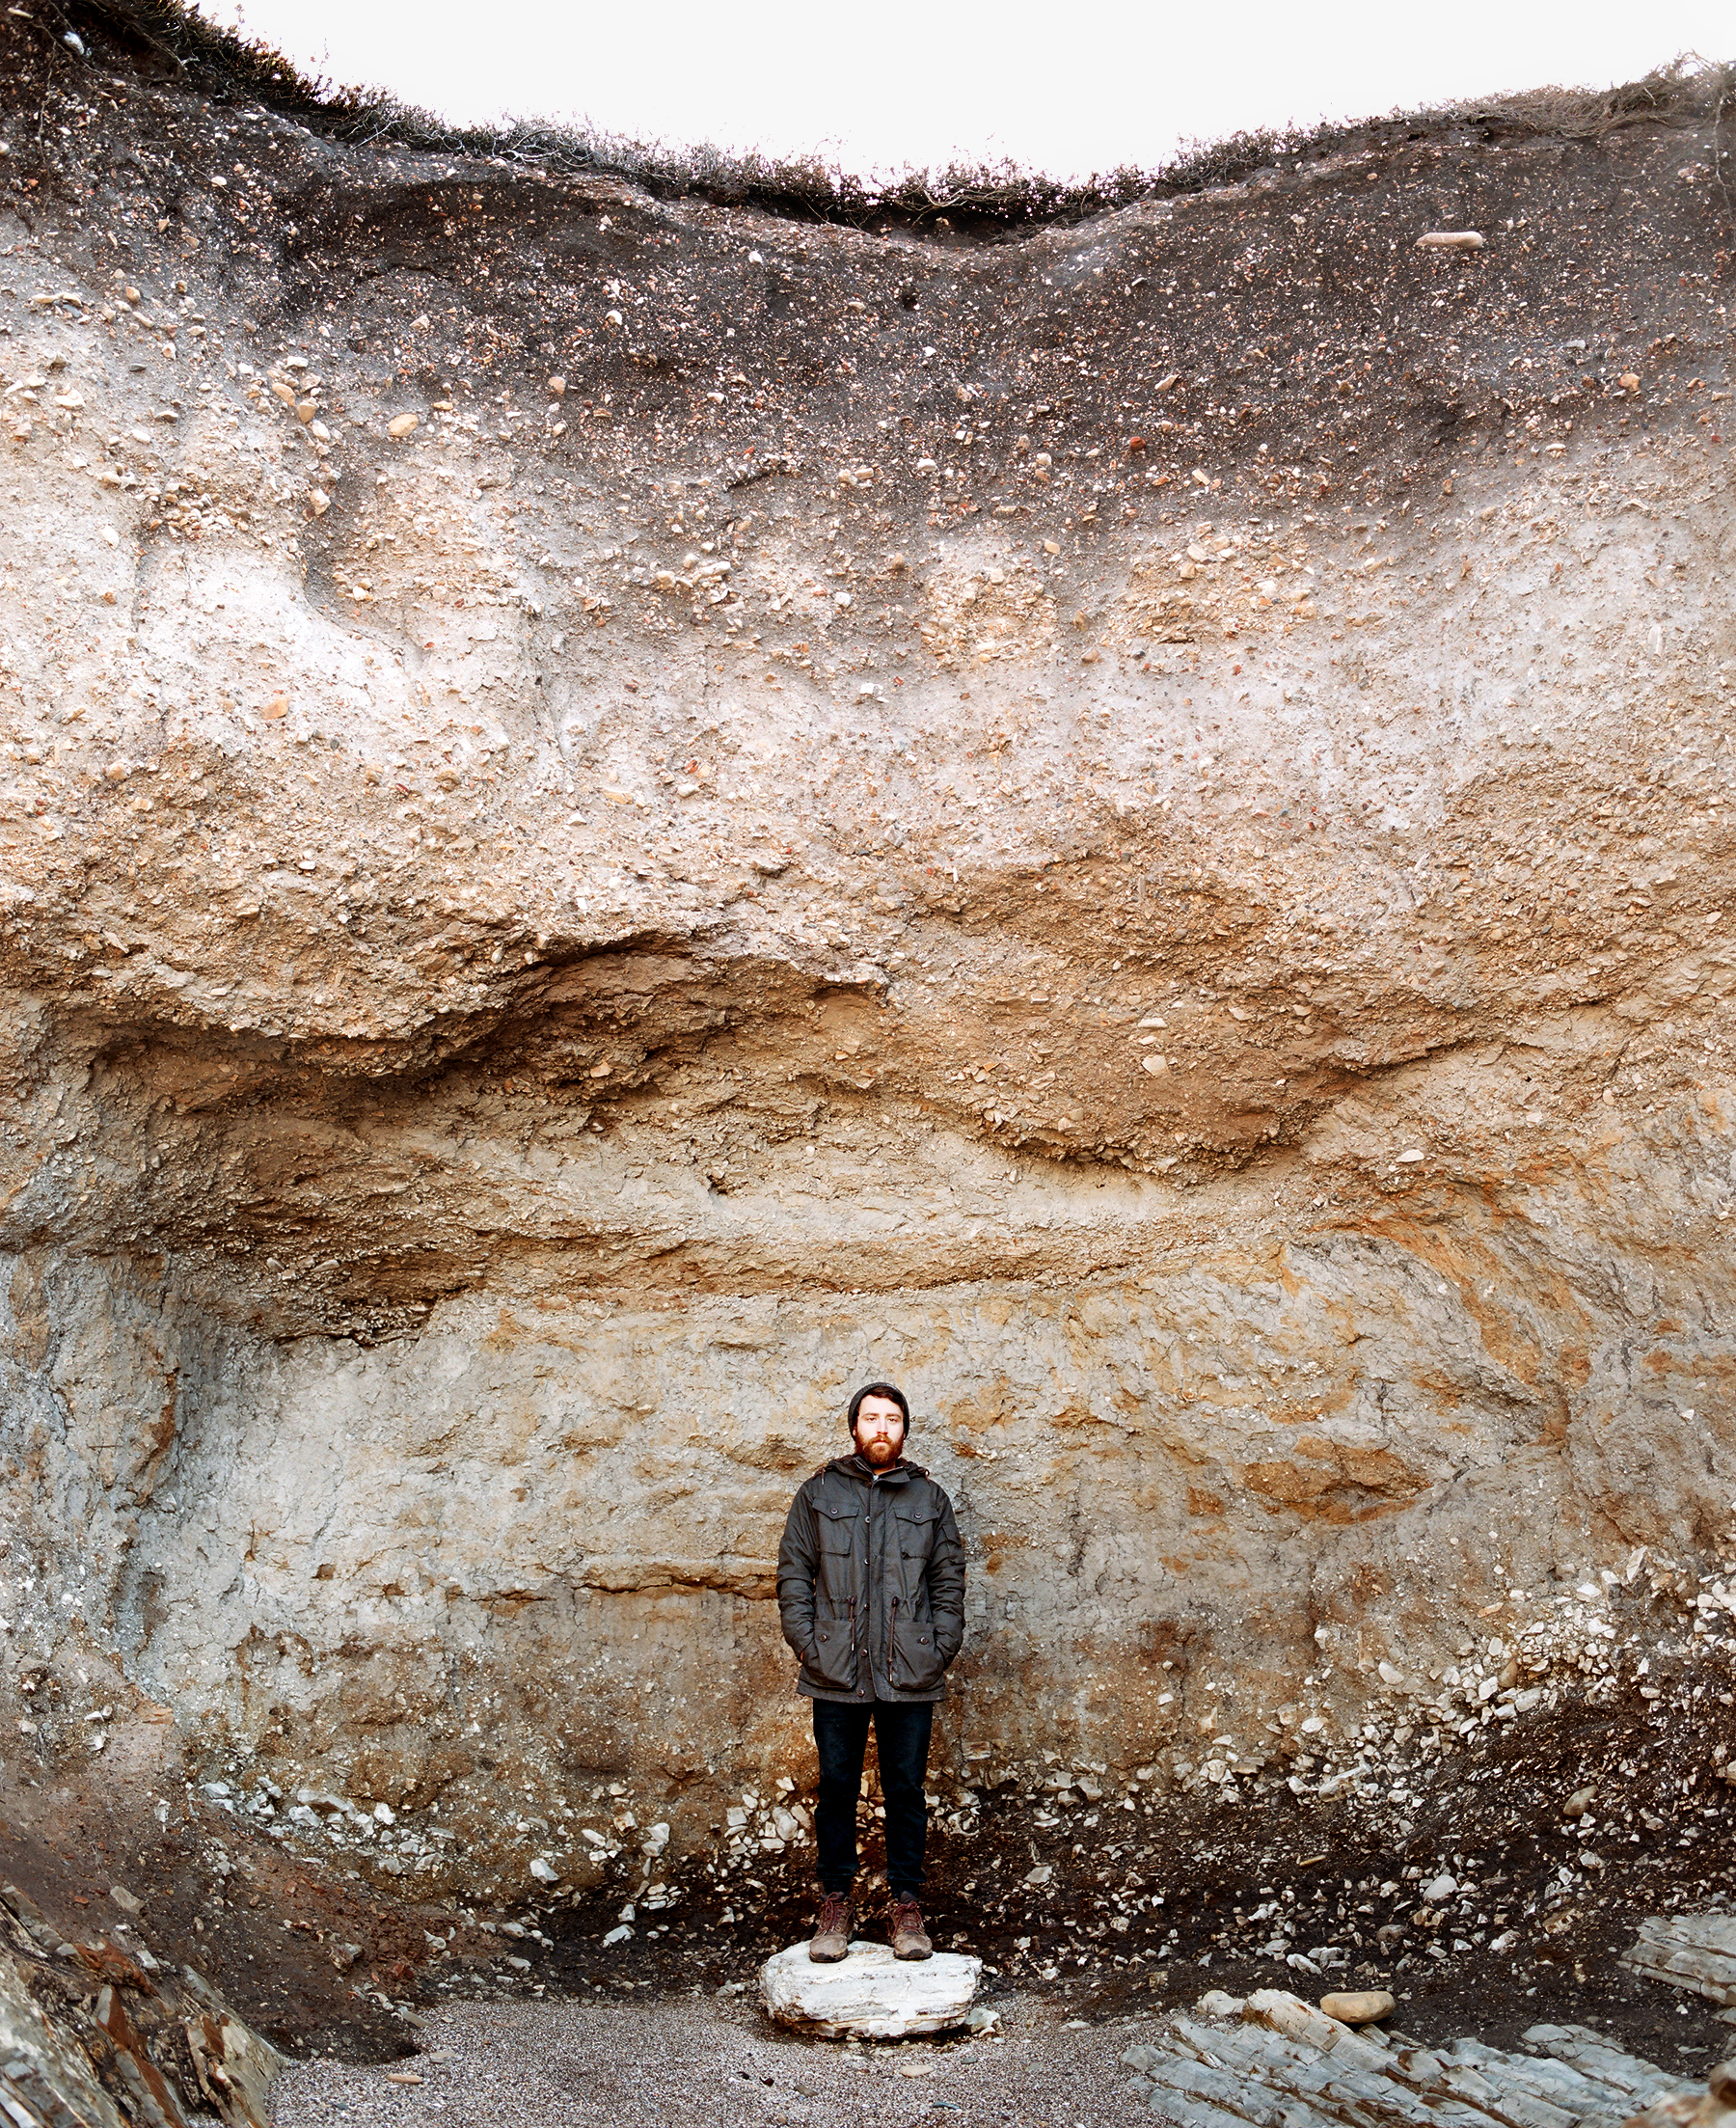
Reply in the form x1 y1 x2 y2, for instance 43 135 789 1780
2 16 1735 1938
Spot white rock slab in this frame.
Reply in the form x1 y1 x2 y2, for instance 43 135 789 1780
760 1941 982 2038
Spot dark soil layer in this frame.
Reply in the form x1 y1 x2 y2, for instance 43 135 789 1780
9 1688 1732 2070
5 1 1733 578
529 1685 1736 2069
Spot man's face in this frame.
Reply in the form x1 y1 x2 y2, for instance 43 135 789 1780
852 1395 907 1468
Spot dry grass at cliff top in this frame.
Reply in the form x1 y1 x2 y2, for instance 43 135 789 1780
21 0 1736 232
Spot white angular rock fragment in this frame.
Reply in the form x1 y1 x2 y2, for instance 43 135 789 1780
1421 1872 1458 1902
1622 1913 1736 2006
1195 1989 1247 2019
759 1941 980 2038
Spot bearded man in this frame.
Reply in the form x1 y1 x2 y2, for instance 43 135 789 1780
775 1381 966 1963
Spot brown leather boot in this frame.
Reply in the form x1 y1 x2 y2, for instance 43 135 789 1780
808 1892 854 1962
890 1897 933 1961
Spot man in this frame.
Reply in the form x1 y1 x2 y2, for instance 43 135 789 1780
776 1381 966 1963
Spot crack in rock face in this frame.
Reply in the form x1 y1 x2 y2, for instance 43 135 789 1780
1 12 1735 2087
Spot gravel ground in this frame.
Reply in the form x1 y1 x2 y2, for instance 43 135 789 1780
267 1985 1151 2128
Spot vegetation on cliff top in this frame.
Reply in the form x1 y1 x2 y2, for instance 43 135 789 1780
16 0 1736 233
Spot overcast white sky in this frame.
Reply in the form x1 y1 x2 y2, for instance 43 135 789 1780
191 1 1733 182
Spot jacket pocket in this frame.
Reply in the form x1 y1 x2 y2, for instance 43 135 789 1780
815 1503 859 1608
816 1503 859 1551
888 1599 946 1695
893 1501 938 1561
805 1611 857 1691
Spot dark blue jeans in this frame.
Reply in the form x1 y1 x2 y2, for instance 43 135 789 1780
813 1699 935 1901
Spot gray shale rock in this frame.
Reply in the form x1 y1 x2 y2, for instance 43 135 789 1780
1609 2062 1735 2128
1624 1916 1736 2008
0 1939 127 2128
0 1884 287 2128
1124 1990 1695 2128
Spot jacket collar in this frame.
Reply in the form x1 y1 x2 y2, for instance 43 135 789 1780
828 1453 920 1487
